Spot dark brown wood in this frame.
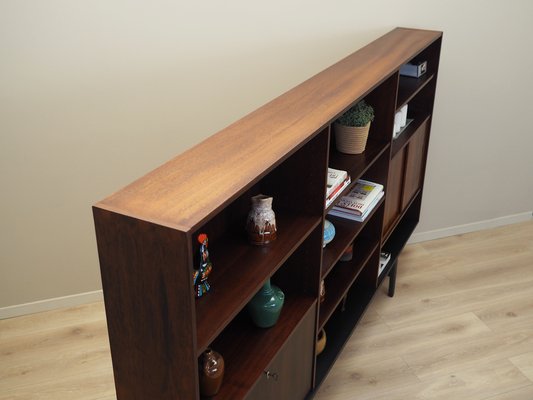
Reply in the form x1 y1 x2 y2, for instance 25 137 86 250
319 241 379 330
92 28 442 400
322 197 385 279
243 303 316 400
195 213 321 353
93 208 198 400
402 119 430 208
397 73 435 108
211 300 316 400
391 114 430 157
383 149 406 237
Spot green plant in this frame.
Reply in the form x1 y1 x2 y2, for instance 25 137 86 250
336 100 375 127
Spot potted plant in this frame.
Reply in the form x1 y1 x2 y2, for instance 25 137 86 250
333 100 375 154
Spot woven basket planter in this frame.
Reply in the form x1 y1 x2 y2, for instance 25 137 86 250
333 122 371 154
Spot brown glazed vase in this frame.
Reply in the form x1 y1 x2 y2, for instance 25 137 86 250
246 194 277 245
199 348 225 396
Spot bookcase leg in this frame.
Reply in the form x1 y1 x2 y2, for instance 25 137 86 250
388 260 397 297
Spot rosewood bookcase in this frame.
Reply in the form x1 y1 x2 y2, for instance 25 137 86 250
93 27 442 400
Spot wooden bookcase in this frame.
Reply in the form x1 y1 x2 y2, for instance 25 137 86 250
93 27 442 400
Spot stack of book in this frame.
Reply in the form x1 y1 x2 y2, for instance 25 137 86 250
325 168 351 208
328 179 384 222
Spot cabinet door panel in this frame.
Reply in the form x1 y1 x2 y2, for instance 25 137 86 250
383 149 405 237
402 120 429 208
245 304 315 400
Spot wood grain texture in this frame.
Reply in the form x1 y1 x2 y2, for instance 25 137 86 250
95 28 442 232
93 208 198 400
2 221 533 399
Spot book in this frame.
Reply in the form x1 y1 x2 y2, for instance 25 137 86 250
325 176 351 208
326 168 348 198
328 190 384 222
379 251 391 276
333 179 384 216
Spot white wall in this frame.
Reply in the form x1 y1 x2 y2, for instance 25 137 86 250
1 0 532 310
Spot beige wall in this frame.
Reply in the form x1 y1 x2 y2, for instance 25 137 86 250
1 0 532 308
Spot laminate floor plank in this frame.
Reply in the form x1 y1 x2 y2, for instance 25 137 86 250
1 220 532 399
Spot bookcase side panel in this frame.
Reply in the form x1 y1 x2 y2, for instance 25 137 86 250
93 207 198 400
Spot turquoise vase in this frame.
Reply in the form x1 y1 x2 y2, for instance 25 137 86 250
247 279 285 328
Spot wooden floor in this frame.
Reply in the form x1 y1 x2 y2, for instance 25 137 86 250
1 221 532 400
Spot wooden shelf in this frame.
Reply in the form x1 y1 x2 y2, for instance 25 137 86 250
314 277 375 388
319 241 378 329
397 73 435 109
210 295 316 400
322 199 384 278
391 114 431 157
196 213 321 353
328 139 390 203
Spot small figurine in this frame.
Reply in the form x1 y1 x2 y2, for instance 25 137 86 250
193 233 213 298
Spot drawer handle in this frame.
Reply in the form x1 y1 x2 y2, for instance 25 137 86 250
264 370 279 381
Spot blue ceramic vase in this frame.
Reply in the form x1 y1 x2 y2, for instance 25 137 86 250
247 279 285 328
323 219 336 248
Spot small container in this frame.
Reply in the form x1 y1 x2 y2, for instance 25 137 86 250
199 348 225 396
340 243 353 262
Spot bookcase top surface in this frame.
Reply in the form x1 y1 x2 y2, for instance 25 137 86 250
95 27 442 231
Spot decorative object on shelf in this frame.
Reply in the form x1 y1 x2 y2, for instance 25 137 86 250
193 233 213 298
333 100 375 154
247 278 285 328
393 104 412 139
400 60 427 78
323 219 336 248
340 242 353 262
199 348 225 397
316 329 327 355
379 251 392 276
246 194 277 245
320 280 326 303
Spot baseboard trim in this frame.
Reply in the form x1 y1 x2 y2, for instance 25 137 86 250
0 290 104 320
3 213 532 319
409 211 533 244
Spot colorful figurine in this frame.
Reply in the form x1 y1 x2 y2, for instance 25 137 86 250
193 233 212 298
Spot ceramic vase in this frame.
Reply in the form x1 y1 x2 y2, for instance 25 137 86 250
199 348 225 397
247 278 285 328
323 219 335 248
246 194 277 245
